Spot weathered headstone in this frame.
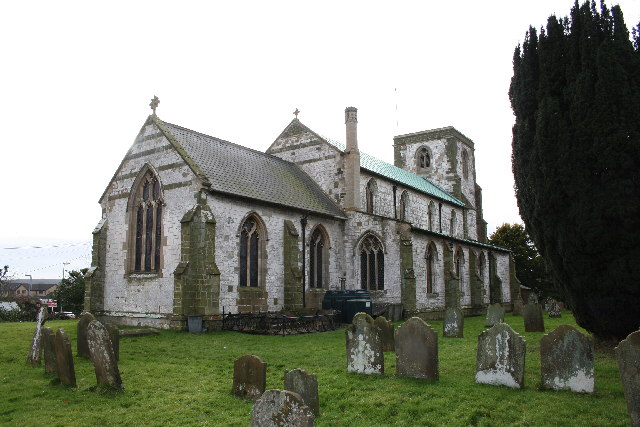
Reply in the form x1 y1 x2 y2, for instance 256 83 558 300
443 307 464 338
54 328 76 387
546 299 562 318
616 330 640 426
87 320 123 391
42 327 57 375
512 297 524 316
345 313 383 374
374 316 394 351
523 302 545 332
106 324 120 361
395 317 438 381
540 325 593 393
475 323 526 389
77 312 96 359
26 306 47 366
232 355 266 400
251 389 314 427
284 368 319 416
484 304 505 327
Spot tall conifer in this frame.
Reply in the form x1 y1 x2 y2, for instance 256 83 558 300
510 1 640 341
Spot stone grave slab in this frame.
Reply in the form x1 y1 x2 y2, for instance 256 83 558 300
524 302 545 332
284 368 319 416
87 320 123 391
616 330 640 426
42 327 57 375
251 389 314 427
395 317 438 381
54 328 76 387
443 307 464 338
540 325 593 393
77 312 96 359
26 306 47 366
475 323 526 389
374 316 394 351
345 313 383 374
484 304 505 327
232 355 266 400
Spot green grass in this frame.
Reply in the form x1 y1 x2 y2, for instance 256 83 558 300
0 313 629 426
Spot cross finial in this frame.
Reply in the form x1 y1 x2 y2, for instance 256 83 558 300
293 108 300 119
150 96 160 115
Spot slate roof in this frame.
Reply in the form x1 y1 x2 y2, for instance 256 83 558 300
155 118 346 219
321 136 465 207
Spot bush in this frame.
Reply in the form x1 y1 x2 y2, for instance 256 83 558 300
0 308 32 322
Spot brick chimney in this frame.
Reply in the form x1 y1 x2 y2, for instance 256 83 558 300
344 107 361 210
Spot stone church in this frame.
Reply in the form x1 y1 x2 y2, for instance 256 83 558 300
84 101 517 329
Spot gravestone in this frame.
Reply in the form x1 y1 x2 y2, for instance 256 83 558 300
106 324 120 361
395 317 438 381
524 302 545 332
42 327 57 375
284 368 319 416
77 312 96 359
26 306 47 366
540 325 593 393
232 355 266 400
475 323 526 389
616 330 640 426
546 299 562 318
374 316 394 351
443 307 464 338
87 320 123 391
251 389 314 427
484 304 505 327
54 328 76 387
345 313 383 374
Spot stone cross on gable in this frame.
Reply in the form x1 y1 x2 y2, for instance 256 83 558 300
150 96 160 115
293 108 300 119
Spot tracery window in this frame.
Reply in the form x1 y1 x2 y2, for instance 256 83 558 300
365 179 377 214
417 147 431 169
426 243 437 294
240 215 263 287
360 234 384 290
309 227 328 288
399 191 409 221
131 168 163 273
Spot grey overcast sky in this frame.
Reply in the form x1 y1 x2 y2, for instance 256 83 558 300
2 0 639 279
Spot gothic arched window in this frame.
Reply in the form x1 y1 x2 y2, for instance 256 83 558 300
360 234 384 290
130 167 163 273
399 191 409 221
365 179 377 214
417 147 431 169
240 215 264 287
426 243 437 294
309 227 329 288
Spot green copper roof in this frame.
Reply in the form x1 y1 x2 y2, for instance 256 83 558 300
323 137 465 207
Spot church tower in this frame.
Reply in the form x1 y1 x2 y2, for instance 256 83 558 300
393 127 487 241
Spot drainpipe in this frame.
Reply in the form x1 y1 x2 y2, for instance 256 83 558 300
392 184 397 219
301 215 308 308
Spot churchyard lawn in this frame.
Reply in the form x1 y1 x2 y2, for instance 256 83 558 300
0 312 628 426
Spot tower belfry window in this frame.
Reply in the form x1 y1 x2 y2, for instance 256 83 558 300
418 147 431 169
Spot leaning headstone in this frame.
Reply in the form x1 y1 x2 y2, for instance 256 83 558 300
540 325 593 393
484 304 505 327
87 320 123 391
443 307 464 338
232 355 266 400
284 368 319 416
26 306 47 366
345 313 383 374
547 299 562 318
251 389 314 427
616 330 640 426
54 328 76 387
42 327 58 375
475 323 526 389
77 312 96 359
524 302 545 332
395 317 438 381
106 324 120 361
374 316 394 351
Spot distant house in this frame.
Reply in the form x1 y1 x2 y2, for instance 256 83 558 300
2 279 60 299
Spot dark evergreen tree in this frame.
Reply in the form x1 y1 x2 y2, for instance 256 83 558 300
510 1 640 341
52 269 87 315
